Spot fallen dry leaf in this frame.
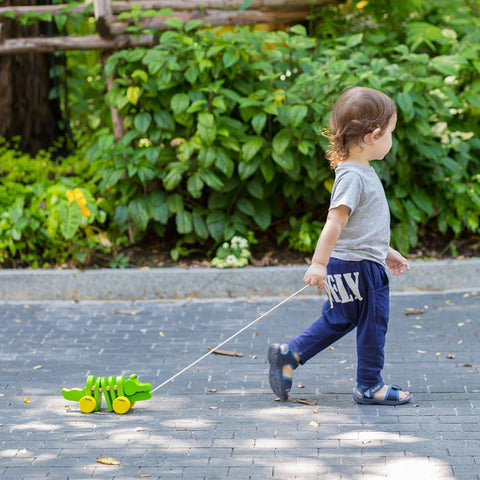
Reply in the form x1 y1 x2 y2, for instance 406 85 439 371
96 456 120 465
159 332 165 337
137 475 151 478
404 307 425 315
207 347 244 357
462 363 473 368
114 309 142 315
295 398 318 406
208 389 217 393
309 421 319 427
298 384 306 388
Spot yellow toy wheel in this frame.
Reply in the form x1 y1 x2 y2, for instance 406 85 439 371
112 396 131 414
79 395 96 413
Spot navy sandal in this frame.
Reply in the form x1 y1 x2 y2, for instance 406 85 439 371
353 382 411 405
267 343 299 401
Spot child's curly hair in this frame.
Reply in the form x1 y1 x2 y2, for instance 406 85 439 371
325 86 396 169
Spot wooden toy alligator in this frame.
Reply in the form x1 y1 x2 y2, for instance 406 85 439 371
61 374 152 414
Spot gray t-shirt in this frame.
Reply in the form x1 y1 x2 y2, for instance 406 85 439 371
329 162 390 267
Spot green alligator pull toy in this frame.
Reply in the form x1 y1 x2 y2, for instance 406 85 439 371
62 374 152 414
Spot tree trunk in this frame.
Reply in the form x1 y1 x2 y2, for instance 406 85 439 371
0 0 64 155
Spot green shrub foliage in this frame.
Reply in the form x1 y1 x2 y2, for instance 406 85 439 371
2 0 480 267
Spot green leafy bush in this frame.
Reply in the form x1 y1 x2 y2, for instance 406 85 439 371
0 139 109 267
3 0 480 267
86 23 333 257
86 7 480 258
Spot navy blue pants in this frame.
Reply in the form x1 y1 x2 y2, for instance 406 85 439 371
288 258 390 387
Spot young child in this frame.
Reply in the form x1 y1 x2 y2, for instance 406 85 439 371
268 86 411 406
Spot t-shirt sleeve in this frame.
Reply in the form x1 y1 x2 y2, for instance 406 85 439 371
329 171 362 214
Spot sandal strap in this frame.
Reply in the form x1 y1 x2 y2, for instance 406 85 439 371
279 344 299 369
357 382 385 399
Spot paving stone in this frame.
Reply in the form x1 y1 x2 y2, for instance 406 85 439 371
1 290 480 479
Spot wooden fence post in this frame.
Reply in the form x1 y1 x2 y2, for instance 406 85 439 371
95 0 125 141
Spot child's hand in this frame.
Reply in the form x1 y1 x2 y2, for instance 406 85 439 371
303 264 328 290
386 248 410 276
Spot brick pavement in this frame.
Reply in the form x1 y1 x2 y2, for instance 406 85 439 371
1 290 480 479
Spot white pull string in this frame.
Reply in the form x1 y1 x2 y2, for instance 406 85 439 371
151 284 311 394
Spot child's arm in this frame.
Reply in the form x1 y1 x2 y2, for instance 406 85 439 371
386 247 410 276
303 205 350 291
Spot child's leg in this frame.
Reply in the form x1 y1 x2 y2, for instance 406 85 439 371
353 262 410 404
355 262 389 387
288 299 355 363
288 258 364 363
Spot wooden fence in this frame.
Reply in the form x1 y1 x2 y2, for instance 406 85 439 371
0 0 339 54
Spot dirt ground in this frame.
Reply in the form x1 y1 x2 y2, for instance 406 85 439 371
118 230 480 269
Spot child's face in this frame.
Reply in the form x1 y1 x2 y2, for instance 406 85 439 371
372 113 397 160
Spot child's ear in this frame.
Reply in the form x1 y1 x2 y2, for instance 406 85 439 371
364 127 382 144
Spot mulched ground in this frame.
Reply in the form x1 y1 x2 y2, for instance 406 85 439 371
117 230 480 269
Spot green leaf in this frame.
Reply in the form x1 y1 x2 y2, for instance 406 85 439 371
246 180 264 199
242 137 265 162
127 86 140 105
272 130 291 154
164 17 183 30
252 199 271 230
54 14 68 31
430 55 468 76
260 158 276 183
289 105 308 128
176 211 193 234
411 188 435 216
251 113 267 135
185 64 199 84
237 197 255 216
200 170 224 190
215 149 235 177
128 198 150 231
206 212 225 242
272 150 294 171
131 69 149 83
59 202 82 240
238 0 253 10
187 173 204 198
134 112 152 133
238 158 260 179
396 92 414 123
171 93 190 114
193 212 209 239
153 111 175 131
149 192 169 224
223 51 240 69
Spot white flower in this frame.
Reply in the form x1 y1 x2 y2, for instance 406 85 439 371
225 255 237 267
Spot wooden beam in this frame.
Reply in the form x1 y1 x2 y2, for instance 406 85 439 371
94 0 113 19
97 7 314 37
0 34 155 55
0 0 338 18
